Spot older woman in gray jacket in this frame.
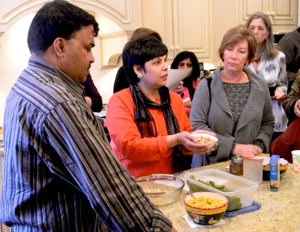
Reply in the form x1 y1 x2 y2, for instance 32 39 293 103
190 26 274 166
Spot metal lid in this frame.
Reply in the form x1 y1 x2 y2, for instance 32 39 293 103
231 156 243 165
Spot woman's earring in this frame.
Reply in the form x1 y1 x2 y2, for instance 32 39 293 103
137 73 143 79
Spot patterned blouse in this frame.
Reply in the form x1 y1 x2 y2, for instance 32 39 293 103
248 49 288 132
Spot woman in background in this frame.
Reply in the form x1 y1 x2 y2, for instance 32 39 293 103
245 12 288 141
83 73 102 112
269 74 300 163
113 27 162 93
190 26 274 166
106 37 215 177
170 51 200 116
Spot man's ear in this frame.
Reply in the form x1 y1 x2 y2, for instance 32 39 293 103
53 38 65 56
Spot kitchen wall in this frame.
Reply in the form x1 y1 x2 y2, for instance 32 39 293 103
0 12 126 126
0 0 300 125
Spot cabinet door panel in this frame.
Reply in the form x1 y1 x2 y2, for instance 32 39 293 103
238 0 264 25
141 0 210 60
238 0 297 32
141 0 173 56
269 0 297 26
174 0 210 59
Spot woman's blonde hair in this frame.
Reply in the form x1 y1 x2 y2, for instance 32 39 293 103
218 26 257 64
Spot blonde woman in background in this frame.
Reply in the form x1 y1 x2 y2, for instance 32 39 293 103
190 26 274 166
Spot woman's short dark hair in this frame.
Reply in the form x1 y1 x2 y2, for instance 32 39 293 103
27 1 99 55
218 26 257 64
170 51 200 81
122 37 168 84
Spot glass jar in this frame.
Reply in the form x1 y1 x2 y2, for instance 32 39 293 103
229 156 243 175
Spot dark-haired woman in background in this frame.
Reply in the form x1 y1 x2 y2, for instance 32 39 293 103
106 37 215 177
83 73 102 112
170 51 200 116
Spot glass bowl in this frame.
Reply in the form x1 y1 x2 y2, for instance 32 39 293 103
136 174 184 206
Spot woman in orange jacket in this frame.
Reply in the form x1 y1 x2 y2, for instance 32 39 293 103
105 37 215 177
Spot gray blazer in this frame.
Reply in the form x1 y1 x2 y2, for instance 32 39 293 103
190 67 274 165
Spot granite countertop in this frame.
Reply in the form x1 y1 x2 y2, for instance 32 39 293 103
159 161 300 232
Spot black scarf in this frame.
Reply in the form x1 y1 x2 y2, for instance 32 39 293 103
129 84 183 172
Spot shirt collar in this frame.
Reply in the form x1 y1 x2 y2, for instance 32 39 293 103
28 56 85 97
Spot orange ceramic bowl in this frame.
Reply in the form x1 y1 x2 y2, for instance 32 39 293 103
262 157 289 180
184 192 228 225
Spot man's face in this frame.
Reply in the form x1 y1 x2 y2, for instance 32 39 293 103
61 25 95 84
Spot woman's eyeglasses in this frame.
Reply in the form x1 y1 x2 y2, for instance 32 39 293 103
249 26 267 32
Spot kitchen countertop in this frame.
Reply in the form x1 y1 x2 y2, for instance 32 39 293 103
0 148 299 231
159 161 300 232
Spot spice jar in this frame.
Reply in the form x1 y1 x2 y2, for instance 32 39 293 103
229 156 243 175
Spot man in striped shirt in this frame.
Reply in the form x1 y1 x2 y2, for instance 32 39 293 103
0 1 176 231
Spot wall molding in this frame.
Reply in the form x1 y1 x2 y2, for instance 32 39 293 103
0 0 142 34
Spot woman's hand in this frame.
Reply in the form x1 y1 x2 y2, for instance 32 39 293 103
273 89 285 102
184 101 192 108
173 81 184 95
233 144 262 157
170 227 177 232
178 131 216 154
84 96 92 107
294 99 300 118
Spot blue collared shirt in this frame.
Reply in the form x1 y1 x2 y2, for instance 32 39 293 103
0 57 172 232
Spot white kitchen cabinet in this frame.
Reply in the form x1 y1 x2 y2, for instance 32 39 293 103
141 0 210 61
238 0 298 33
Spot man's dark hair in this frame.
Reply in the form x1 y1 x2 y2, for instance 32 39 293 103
122 37 168 84
27 0 99 55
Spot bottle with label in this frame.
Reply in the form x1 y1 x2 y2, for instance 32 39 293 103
270 154 280 191
229 156 243 175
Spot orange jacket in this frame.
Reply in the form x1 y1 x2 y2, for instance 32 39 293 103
105 88 193 177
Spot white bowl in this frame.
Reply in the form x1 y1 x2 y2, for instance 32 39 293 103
191 133 218 147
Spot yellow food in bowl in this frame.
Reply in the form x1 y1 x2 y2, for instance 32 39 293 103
184 192 228 225
187 196 226 209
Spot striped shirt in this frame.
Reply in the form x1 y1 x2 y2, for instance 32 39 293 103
0 57 172 232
